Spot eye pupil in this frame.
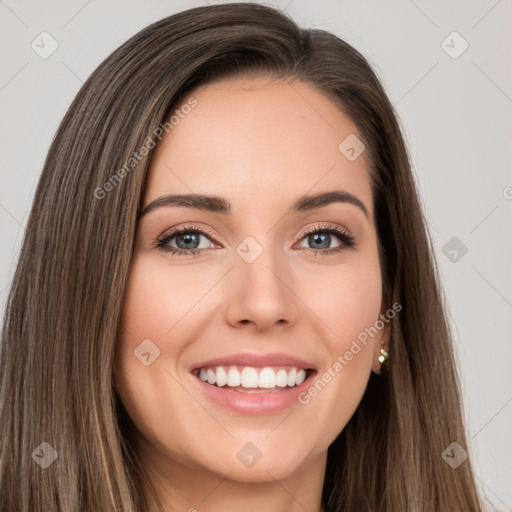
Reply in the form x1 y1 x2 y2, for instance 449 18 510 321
158 226 350 256
309 233 330 249
177 232 200 249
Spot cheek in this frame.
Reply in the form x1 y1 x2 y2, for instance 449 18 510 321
299 252 383 352
332 266 382 345
114 258 178 412
117 255 207 345
114 258 202 458
294 250 382 438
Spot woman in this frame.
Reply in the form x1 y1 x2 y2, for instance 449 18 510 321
0 3 486 511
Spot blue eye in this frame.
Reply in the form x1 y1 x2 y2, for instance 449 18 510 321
155 226 214 257
155 223 355 257
296 225 355 256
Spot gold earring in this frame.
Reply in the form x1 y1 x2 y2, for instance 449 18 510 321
378 347 389 364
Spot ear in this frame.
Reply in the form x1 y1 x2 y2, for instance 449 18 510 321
371 304 391 374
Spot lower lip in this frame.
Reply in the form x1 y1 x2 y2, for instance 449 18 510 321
192 372 316 415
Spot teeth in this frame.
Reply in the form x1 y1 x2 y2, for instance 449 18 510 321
227 367 241 387
241 367 259 388
295 369 306 385
196 365 310 389
287 367 297 387
206 369 216 385
258 367 276 388
215 367 227 387
276 369 288 387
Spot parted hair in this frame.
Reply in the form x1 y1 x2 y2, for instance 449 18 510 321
0 3 486 511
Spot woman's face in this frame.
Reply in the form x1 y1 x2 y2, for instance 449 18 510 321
115 76 388 487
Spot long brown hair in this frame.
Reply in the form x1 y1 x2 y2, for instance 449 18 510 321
0 3 487 511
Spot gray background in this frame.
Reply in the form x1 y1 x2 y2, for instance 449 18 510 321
1 0 511 509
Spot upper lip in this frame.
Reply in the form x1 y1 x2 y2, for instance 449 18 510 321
190 352 317 371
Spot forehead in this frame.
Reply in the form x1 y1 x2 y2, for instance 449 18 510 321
144 77 372 217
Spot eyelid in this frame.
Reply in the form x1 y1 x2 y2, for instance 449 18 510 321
157 222 352 244
294 222 356 252
298 222 352 239
157 223 222 245
154 221 355 255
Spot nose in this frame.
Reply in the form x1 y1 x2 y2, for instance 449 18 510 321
224 243 299 332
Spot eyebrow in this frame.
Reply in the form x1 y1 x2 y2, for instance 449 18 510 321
140 189 369 219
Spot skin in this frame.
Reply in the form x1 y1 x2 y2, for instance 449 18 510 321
114 76 390 512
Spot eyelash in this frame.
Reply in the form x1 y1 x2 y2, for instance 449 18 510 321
154 223 356 258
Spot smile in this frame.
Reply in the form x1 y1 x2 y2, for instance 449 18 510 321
190 352 317 414
192 365 310 392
